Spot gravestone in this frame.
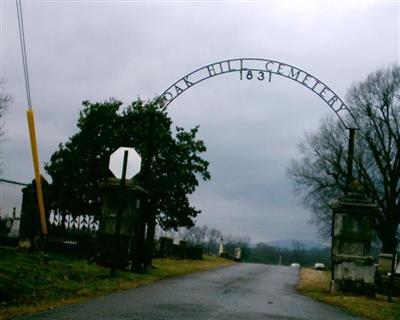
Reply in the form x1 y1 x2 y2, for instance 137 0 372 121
376 253 400 296
219 235 225 257
159 237 174 257
378 253 393 274
330 181 377 296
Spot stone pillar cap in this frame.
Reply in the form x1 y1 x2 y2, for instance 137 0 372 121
98 177 148 194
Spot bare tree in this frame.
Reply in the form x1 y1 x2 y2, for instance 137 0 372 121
0 81 11 173
204 227 222 254
288 64 400 253
288 117 347 238
0 82 10 139
178 225 223 254
223 234 251 259
179 225 208 246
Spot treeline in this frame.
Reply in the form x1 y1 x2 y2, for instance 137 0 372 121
159 225 331 267
158 225 251 257
247 242 330 267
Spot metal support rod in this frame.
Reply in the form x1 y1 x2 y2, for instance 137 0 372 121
388 236 398 302
346 128 356 190
111 150 128 276
330 209 336 288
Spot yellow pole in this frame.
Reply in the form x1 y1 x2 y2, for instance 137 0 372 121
26 108 48 235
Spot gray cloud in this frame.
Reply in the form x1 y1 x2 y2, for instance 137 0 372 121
1 1 399 243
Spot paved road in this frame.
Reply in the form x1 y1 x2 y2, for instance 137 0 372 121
17 263 362 320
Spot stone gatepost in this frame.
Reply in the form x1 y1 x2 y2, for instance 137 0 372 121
330 181 377 295
19 176 51 248
97 177 148 269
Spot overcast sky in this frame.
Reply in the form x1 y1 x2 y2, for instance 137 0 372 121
1 0 399 243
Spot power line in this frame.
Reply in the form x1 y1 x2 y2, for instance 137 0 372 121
15 0 48 235
0 178 28 186
16 0 32 109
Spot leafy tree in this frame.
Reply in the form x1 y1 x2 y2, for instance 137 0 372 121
288 64 400 253
45 98 210 235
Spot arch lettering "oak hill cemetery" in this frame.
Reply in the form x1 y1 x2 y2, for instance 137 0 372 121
159 58 356 129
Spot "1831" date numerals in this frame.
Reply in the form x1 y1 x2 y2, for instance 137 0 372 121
240 70 272 82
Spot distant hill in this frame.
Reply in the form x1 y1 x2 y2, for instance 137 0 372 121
265 239 328 250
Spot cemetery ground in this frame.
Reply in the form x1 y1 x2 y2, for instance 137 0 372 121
2 245 399 320
0 246 233 320
297 268 400 320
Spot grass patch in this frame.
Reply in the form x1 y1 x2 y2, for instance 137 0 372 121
297 268 400 320
0 246 233 319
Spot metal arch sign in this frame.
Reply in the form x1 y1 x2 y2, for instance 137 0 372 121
159 58 357 129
